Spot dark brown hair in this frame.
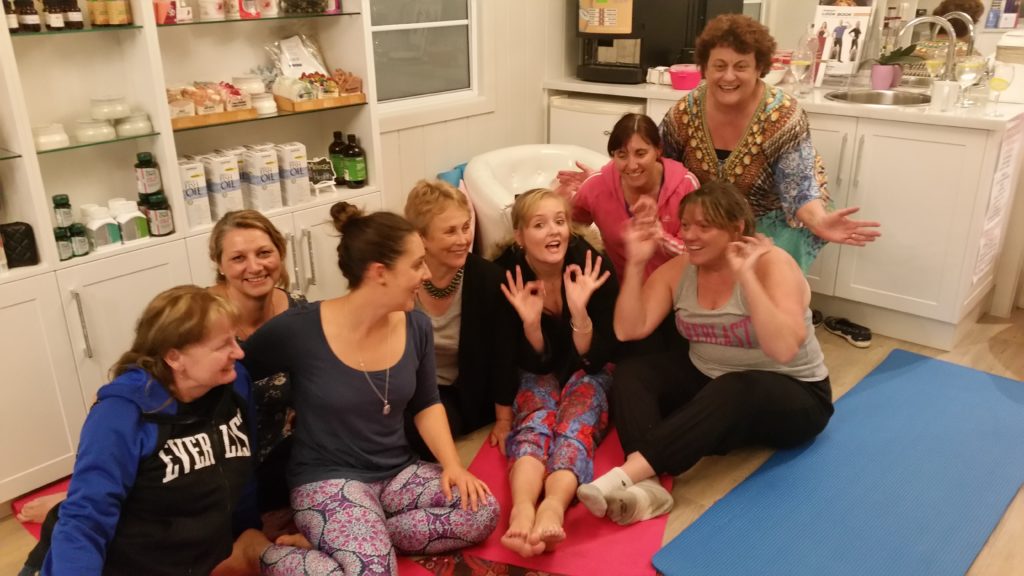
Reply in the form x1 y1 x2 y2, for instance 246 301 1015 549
607 113 661 156
678 181 756 237
111 285 237 398
330 202 417 289
933 0 983 38
696 14 776 77
209 210 289 289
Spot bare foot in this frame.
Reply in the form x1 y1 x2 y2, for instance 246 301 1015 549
275 532 312 549
16 492 67 523
501 504 545 558
529 498 566 552
211 528 270 576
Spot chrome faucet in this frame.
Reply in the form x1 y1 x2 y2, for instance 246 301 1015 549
898 16 958 81
939 11 976 56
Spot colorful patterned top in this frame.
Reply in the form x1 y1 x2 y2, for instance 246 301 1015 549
659 82 831 271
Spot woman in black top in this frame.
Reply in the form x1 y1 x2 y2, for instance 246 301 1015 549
404 180 518 453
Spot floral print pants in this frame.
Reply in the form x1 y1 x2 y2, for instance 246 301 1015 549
260 462 499 576
506 367 613 484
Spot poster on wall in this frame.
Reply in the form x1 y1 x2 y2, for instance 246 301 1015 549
578 0 634 35
815 1 875 76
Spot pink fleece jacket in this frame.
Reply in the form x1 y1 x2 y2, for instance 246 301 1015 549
573 157 699 280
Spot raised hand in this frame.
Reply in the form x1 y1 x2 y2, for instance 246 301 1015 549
501 265 546 326
812 206 881 246
725 233 774 277
554 160 596 197
564 250 611 313
624 207 661 264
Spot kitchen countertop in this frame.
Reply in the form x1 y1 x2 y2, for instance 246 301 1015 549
544 76 1024 131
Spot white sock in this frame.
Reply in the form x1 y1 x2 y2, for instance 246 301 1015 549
577 467 633 518
607 478 674 526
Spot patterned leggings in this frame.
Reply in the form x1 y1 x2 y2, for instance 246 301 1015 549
259 462 499 576
506 367 613 484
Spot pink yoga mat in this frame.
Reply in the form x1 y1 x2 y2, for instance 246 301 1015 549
11 477 70 540
462 430 671 576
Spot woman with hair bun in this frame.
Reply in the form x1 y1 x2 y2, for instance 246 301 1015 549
234 202 499 576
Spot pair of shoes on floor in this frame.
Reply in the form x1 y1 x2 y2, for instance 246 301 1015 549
824 316 872 348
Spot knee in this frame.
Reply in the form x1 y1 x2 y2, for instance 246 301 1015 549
464 496 501 544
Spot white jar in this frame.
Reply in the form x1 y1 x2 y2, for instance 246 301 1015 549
32 124 70 151
74 119 116 144
232 75 266 95
115 113 153 138
252 93 278 116
82 205 122 249
110 200 150 242
90 96 131 120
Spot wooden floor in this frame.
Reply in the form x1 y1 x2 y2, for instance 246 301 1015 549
2 310 1023 574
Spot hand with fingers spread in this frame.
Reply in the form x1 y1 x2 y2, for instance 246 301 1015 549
624 208 661 265
811 206 881 246
564 250 611 314
440 465 493 512
726 233 775 278
501 265 546 326
554 161 596 197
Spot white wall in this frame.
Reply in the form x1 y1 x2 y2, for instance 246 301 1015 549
378 0 574 210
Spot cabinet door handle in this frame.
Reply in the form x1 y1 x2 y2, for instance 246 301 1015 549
602 130 611 136
851 135 866 189
303 228 317 286
71 289 94 359
286 232 302 295
835 133 849 189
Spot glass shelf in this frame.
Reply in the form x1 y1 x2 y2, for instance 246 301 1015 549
172 102 366 133
0 147 21 160
11 25 143 38
37 132 159 155
157 12 358 28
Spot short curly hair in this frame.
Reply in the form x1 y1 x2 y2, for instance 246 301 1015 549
933 0 983 39
695 14 776 78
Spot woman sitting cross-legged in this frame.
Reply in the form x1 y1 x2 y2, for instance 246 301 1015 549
493 188 619 557
577 182 834 525
230 203 499 576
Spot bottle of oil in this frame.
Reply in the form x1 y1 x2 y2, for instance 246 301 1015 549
329 131 346 186
342 134 366 189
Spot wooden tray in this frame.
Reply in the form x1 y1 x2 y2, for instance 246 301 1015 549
273 92 367 112
171 108 259 130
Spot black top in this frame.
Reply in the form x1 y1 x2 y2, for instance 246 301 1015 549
494 235 619 384
449 252 519 431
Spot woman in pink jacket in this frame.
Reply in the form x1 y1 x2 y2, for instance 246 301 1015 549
568 113 700 281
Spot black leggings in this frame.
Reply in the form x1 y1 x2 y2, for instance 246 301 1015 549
612 343 834 476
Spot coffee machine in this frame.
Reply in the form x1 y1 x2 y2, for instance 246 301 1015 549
577 0 743 84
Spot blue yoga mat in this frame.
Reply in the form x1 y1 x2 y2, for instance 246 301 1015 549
653 349 1024 576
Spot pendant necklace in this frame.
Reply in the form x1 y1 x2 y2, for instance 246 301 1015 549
358 318 392 415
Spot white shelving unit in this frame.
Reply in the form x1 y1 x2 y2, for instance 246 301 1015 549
0 0 383 501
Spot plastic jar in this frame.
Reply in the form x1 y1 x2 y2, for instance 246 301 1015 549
115 112 153 138
74 119 116 144
90 95 130 120
55 227 73 261
32 124 70 151
232 75 266 95
69 223 90 257
252 93 277 115
82 205 122 249
146 193 175 237
52 194 74 227
110 199 150 242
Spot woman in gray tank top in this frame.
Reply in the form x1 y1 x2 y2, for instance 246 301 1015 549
576 182 834 526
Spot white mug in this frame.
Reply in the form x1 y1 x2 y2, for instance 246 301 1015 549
930 80 959 112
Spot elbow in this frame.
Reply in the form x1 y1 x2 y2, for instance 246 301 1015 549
769 345 800 365
614 321 639 342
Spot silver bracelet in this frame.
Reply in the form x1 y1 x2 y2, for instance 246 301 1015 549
570 317 593 334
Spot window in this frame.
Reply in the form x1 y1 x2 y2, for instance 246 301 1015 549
370 0 474 103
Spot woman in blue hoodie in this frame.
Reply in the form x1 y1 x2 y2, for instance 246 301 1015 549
44 285 254 576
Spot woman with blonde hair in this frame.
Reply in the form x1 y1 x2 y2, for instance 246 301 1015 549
493 188 619 557
404 180 518 454
44 286 253 575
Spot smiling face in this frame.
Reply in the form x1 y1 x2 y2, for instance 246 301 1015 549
167 315 244 403
705 46 761 108
421 204 472 272
614 133 662 190
679 203 741 266
218 228 283 300
515 196 570 268
382 233 431 311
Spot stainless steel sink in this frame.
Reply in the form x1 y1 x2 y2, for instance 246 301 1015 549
825 90 931 106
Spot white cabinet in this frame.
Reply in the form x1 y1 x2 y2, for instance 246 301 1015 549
184 189 380 298
646 98 677 125
56 242 191 404
808 113 992 330
0 274 87 502
549 95 644 154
